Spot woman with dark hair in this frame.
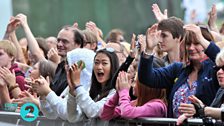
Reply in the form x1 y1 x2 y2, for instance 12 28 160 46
66 48 119 124
32 48 119 125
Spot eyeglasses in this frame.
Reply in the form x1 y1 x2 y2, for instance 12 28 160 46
213 66 224 71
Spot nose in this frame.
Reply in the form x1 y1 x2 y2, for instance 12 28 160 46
188 43 195 50
158 35 163 43
96 63 103 70
217 68 224 74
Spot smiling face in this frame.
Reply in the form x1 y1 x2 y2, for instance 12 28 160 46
185 31 207 61
57 29 79 58
186 42 206 61
93 53 111 85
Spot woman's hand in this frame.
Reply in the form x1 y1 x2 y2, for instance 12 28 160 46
188 95 204 108
178 103 196 116
116 71 130 91
32 76 51 97
0 67 16 87
183 24 210 49
66 62 83 93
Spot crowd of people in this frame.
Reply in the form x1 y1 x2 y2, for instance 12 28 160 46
1 3 224 126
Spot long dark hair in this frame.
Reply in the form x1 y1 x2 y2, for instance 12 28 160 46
89 49 119 101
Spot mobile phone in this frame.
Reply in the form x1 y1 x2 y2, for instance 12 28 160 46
135 41 140 49
77 60 85 70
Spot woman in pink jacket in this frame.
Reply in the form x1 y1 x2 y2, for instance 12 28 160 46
100 71 167 120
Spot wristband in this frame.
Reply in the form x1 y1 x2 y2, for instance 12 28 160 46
74 85 82 90
192 102 206 118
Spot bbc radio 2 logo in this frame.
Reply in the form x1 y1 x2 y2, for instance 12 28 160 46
20 103 39 122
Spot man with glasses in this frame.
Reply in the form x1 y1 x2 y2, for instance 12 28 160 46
50 26 84 96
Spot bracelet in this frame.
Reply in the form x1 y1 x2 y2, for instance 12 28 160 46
8 84 19 92
74 85 82 90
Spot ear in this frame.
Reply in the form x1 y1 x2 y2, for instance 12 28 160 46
177 36 182 42
91 42 97 51
9 55 15 63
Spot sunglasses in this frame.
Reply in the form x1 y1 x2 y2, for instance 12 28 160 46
97 47 115 53
213 66 224 71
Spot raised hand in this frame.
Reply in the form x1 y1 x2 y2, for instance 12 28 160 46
86 21 101 38
116 71 130 91
15 13 28 27
145 23 160 53
66 61 84 91
137 34 146 53
47 48 60 64
208 4 218 32
129 34 137 58
152 3 168 22
183 24 209 49
6 17 20 33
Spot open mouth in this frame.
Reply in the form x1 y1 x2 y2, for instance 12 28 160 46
97 72 104 77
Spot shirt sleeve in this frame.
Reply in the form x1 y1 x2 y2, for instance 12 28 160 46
66 92 85 123
43 91 68 120
75 86 116 118
99 92 121 120
39 98 58 119
118 88 167 118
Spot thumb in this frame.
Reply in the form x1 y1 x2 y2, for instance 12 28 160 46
12 69 15 76
24 90 32 97
33 92 38 98
164 9 168 16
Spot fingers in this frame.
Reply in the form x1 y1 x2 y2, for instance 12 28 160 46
130 34 136 50
73 22 79 28
176 114 188 126
179 103 195 115
116 76 120 90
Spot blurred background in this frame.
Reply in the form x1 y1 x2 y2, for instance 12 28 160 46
1 0 224 42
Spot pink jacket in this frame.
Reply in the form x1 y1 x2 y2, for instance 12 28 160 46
100 88 167 120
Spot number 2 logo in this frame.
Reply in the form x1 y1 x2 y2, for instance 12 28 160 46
20 103 39 122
